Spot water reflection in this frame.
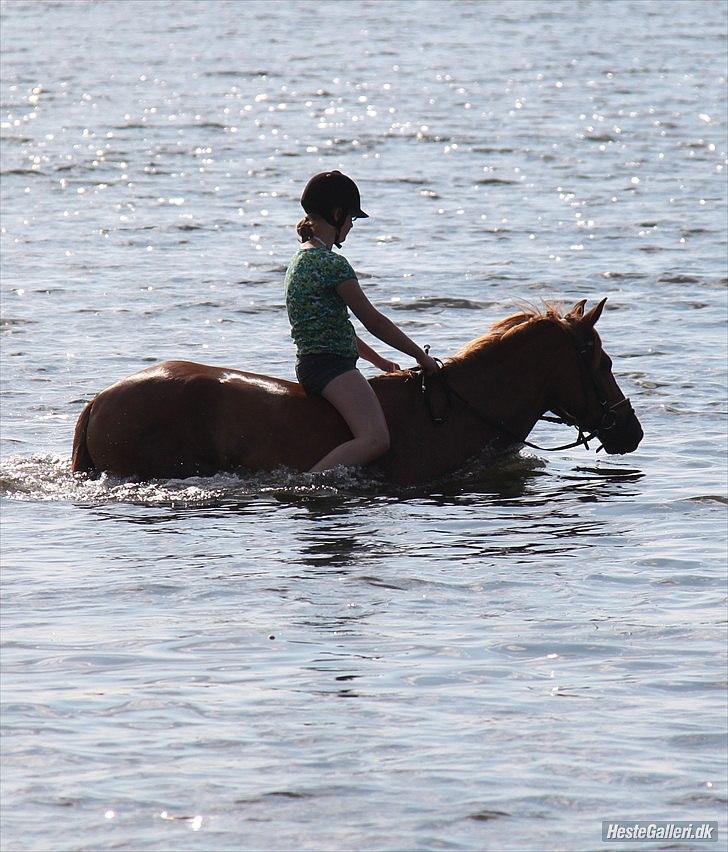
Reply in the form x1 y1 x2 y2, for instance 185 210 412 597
295 532 364 570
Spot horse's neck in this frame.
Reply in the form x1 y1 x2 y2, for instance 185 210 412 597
445 321 561 439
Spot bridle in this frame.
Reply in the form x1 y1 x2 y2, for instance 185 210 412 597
543 332 635 452
415 330 634 453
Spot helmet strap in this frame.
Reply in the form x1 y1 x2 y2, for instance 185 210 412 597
332 208 345 249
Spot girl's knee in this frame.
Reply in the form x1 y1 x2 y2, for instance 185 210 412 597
364 428 390 458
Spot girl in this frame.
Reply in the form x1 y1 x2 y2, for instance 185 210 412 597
285 170 439 473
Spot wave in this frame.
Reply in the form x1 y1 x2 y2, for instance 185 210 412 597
658 274 702 284
0 454 381 506
388 296 489 311
203 69 272 78
475 177 517 186
0 168 45 176
472 146 514 154
0 317 37 330
0 450 534 506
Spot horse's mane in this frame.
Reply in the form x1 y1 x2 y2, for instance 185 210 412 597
450 303 569 362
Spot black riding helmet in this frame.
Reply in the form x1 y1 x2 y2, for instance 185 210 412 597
300 170 368 247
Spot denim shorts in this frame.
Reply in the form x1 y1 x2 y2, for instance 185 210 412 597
295 353 358 396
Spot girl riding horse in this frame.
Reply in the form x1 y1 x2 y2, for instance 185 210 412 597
285 171 439 472
70 301 643 483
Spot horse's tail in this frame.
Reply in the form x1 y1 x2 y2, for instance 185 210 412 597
71 400 97 475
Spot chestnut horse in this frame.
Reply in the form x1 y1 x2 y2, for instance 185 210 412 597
71 299 643 485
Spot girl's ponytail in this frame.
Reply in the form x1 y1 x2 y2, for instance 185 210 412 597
296 216 315 242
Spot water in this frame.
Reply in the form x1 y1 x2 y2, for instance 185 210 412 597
1 0 726 849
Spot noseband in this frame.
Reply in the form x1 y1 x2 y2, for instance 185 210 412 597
417 333 633 454
546 335 634 451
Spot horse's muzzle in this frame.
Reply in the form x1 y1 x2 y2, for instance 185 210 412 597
598 399 643 454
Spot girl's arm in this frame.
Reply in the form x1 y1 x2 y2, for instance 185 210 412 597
337 279 439 373
356 336 400 372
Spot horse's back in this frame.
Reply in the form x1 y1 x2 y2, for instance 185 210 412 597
79 360 343 478
117 360 303 394
93 360 304 412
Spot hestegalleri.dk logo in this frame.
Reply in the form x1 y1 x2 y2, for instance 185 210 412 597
602 821 718 842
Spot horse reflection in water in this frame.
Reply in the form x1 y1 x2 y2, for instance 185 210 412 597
72 299 643 485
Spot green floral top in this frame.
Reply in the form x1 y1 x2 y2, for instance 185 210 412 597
284 247 359 359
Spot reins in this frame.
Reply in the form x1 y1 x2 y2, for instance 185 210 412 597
418 368 597 452
412 337 633 454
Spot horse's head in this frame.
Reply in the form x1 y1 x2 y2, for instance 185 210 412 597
551 298 643 454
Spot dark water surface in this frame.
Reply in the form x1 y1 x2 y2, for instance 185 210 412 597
1 1 726 849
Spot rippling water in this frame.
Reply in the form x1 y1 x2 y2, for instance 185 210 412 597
1 0 726 849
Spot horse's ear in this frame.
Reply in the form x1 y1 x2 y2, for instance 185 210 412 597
582 297 607 328
566 299 587 319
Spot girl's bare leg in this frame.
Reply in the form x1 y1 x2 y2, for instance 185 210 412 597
310 370 390 471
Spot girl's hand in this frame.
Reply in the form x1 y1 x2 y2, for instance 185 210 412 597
418 353 440 375
379 359 401 373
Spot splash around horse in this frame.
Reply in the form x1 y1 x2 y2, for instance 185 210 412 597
71 299 643 485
